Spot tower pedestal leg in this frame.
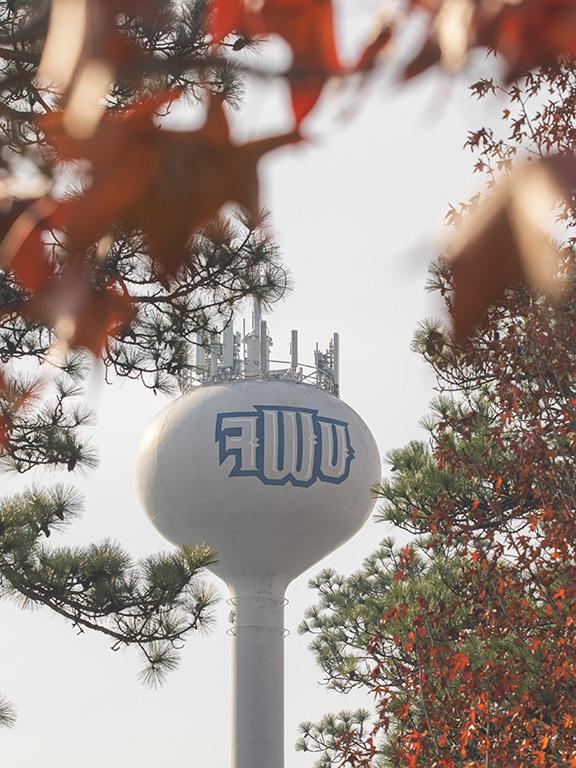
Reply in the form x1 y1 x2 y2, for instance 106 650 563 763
232 589 285 768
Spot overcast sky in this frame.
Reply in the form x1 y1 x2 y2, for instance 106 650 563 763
1 3 507 766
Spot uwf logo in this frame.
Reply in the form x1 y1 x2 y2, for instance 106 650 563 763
215 405 355 487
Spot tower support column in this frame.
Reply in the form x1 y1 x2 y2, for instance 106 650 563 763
232 588 285 768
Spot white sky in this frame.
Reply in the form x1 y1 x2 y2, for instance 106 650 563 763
1 4 507 766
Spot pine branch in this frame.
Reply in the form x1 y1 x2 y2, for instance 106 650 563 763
0 487 219 685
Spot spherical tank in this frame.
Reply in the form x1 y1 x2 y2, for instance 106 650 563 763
137 379 381 589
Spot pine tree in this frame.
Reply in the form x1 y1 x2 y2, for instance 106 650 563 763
0 0 287 723
298 61 576 768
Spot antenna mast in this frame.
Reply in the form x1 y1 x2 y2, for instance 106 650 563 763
184 300 339 396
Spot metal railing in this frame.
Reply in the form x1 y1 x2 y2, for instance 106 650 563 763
178 358 339 397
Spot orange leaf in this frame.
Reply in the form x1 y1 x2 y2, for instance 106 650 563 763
481 0 576 81
447 158 569 341
43 94 300 276
38 0 152 138
401 0 576 83
534 750 546 766
17 262 135 356
448 652 469 679
0 197 63 291
356 23 394 72
209 0 341 123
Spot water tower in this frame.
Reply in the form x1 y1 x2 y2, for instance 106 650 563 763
136 302 381 768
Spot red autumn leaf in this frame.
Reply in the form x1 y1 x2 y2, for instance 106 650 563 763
38 0 153 139
0 196 65 292
405 630 416 652
210 0 341 123
39 0 147 88
403 38 442 81
449 652 469 679
399 0 576 84
447 158 569 341
534 750 546 766
17 262 135 356
355 24 394 72
401 0 474 79
42 93 299 276
480 0 576 82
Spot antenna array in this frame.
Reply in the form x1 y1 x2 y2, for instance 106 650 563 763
181 300 340 397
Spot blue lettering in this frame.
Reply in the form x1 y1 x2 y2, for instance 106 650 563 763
215 405 354 487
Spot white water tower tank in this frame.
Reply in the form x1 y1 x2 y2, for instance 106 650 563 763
136 309 380 768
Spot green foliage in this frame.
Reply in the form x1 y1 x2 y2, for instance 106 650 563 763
297 711 373 768
0 372 98 474
0 486 218 703
0 696 16 728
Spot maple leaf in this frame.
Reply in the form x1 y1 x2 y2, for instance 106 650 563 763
401 0 474 79
38 0 153 139
480 0 576 82
448 652 469 679
17 262 135 356
0 196 64 292
210 0 341 123
42 94 300 276
356 23 395 73
446 158 568 341
400 0 576 83
403 39 442 81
